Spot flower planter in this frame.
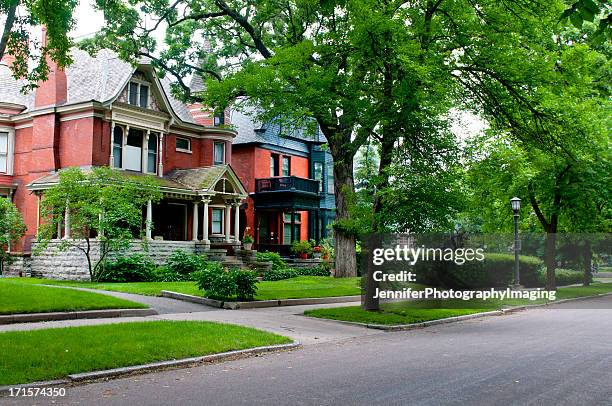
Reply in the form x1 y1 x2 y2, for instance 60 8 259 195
243 242 253 251
313 253 322 259
298 253 309 259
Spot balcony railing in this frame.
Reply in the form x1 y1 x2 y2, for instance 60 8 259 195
255 176 319 194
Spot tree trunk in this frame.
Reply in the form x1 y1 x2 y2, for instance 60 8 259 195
583 239 591 287
0 0 18 61
332 157 357 278
544 232 556 291
363 135 395 310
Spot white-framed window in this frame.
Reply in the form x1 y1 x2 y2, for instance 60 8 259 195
270 154 279 177
211 208 224 234
0 129 14 175
282 156 290 176
176 137 191 152
128 81 150 109
112 126 123 168
313 162 323 192
0 132 9 173
327 162 335 194
147 133 158 173
213 142 225 165
283 212 301 244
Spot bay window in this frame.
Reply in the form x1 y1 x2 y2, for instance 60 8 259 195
147 133 158 173
112 126 123 168
213 142 225 165
0 132 8 173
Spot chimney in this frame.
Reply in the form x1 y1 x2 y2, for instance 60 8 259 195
187 103 215 126
34 26 68 107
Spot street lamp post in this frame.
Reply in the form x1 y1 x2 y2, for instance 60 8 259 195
510 197 522 290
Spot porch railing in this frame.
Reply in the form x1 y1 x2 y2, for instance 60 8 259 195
255 176 319 194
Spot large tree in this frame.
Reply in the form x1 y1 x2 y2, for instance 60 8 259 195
0 0 77 88
89 0 576 284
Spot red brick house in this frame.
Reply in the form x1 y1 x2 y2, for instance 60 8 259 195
0 45 249 275
229 109 336 256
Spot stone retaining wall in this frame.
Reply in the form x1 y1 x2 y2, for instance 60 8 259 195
25 239 226 281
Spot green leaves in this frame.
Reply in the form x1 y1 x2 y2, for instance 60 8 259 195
0 197 26 263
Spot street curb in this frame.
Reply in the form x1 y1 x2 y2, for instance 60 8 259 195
312 310 505 331
306 291 612 331
160 290 361 309
0 308 158 325
0 341 301 396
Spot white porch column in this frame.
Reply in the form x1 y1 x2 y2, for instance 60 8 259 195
192 201 199 241
146 200 153 239
233 202 240 243
202 198 210 244
109 121 115 167
63 204 71 239
225 203 232 242
158 133 164 177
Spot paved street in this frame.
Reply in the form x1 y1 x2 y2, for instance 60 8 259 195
4 295 612 406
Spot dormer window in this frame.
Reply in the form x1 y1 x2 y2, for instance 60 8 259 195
128 81 149 108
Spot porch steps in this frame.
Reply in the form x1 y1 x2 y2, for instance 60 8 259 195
222 256 248 269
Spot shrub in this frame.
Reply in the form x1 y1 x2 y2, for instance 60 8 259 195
234 270 258 301
413 253 544 289
256 251 287 270
262 265 332 281
100 254 155 282
192 262 258 301
263 268 300 281
291 239 314 255
531 268 587 287
166 250 207 278
152 266 187 282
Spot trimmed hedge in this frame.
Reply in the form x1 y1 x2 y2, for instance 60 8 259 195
413 253 544 289
262 265 332 281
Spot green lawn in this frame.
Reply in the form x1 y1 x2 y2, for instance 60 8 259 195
0 321 291 385
10 276 378 300
305 283 612 326
0 279 147 315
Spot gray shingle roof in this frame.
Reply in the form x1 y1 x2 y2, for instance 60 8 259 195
0 62 34 108
0 49 195 124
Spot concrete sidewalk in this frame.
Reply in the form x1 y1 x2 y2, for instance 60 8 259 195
38 284 216 315
0 300 380 344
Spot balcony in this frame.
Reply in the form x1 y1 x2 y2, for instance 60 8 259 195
255 176 319 194
252 176 322 210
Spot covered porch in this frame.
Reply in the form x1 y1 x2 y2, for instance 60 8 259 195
146 164 249 249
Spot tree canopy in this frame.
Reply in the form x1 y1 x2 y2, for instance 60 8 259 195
0 197 26 264
0 0 77 89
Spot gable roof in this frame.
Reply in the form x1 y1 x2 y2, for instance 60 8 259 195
0 49 196 124
165 164 248 197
